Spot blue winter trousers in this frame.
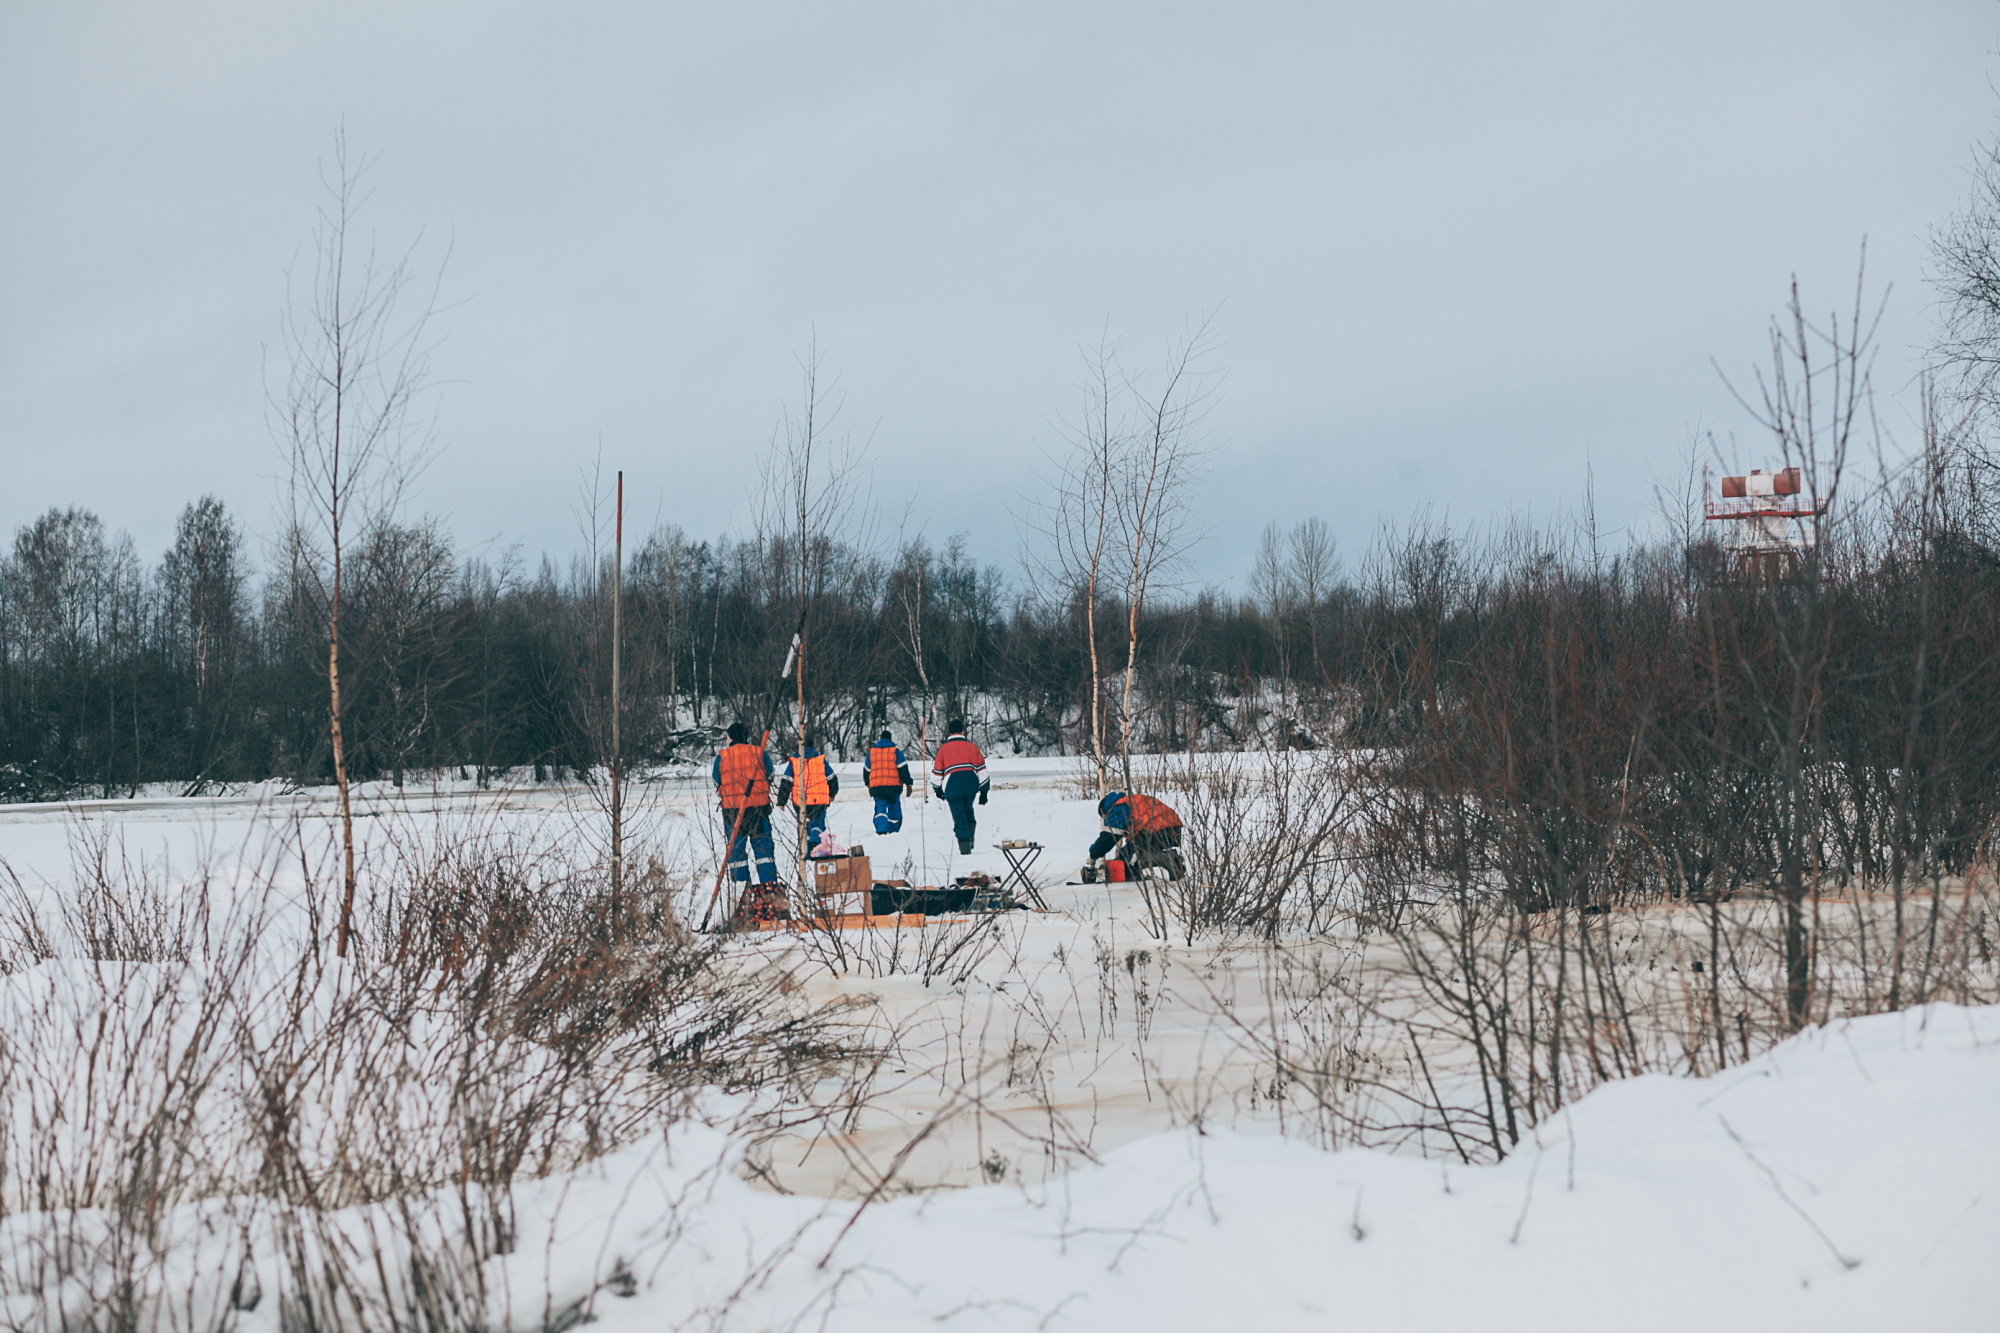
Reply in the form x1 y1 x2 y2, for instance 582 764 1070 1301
721 806 778 884
945 795 978 851
870 786 904 834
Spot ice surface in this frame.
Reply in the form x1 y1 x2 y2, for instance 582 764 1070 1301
2 762 1995 1330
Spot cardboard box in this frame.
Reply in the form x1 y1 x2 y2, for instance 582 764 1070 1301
811 854 873 896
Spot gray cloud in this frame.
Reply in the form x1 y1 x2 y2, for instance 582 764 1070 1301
2 1 1994 584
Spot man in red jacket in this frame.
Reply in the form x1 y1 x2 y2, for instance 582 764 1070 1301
930 718 989 854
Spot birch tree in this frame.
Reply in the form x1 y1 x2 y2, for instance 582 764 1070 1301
1112 321 1217 791
756 339 867 907
1028 339 1124 797
274 129 443 957
1032 324 1217 795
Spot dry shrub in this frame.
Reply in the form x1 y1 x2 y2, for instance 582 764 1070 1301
0 814 887 1332
1146 748 1362 941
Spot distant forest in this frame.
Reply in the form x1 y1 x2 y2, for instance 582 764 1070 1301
0 490 1322 799
0 495 1008 798
6 431 2000 861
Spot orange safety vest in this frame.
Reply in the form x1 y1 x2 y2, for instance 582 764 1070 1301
717 743 770 809
791 753 832 805
1117 793 1182 833
867 743 902 787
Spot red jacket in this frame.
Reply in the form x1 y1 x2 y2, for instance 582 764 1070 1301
931 735 989 801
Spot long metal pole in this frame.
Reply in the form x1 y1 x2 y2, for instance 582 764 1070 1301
611 470 624 921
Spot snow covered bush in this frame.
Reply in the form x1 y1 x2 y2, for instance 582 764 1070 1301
0 818 885 1332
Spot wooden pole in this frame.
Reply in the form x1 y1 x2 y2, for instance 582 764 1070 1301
611 470 623 924
796 608 807 898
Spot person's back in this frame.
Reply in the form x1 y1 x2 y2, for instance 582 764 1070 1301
796 749 832 804
711 722 778 900
932 733 987 801
715 728 772 808
864 730 913 835
777 743 837 843
930 720 989 853
866 737 909 791
1122 793 1181 833
778 746 835 806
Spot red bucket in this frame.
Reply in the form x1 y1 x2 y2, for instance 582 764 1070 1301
1105 859 1127 883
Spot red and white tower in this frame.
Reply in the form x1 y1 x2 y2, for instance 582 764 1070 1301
1703 466 1828 579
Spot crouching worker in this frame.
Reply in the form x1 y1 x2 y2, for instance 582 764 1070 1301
775 737 839 846
931 719 989 855
864 729 913 834
1089 790 1186 881
713 723 780 916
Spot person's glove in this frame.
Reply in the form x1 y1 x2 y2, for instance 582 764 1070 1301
903 784 913 797
978 790 988 806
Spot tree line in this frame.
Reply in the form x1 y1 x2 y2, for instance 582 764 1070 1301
0 471 1426 800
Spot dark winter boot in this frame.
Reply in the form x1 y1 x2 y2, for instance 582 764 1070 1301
958 839 974 855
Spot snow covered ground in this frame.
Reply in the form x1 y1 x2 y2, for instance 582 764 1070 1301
1 760 1995 1329
513 1003 2000 1331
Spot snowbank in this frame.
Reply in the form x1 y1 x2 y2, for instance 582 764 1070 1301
496 1003 1997 1331
4 969 1992 1329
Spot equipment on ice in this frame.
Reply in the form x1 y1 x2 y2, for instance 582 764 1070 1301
994 840 1051 910
737 849 1027 932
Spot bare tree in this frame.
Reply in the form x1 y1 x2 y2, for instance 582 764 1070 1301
612 470 624 913
1028 322 1217 792
1248 516 1335 746
1288 516 1338 688
1250 522 1296 742
564 453 628 920
756 337 868 907
6 507 143 795
274 128 444 956
1931 137 2000 399
889 537 937 745
349 515 458 788
1112 320 1218 790
1026 337 1127 797
1927 130 2000 541
1720 266 1876 1027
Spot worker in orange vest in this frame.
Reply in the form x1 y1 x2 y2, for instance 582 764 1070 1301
712 722 778 897
775 737 840 846
931 719 989 854
863 728 913 834
1089 790 1186 881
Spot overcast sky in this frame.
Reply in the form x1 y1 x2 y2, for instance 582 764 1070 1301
4 1 1997 587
